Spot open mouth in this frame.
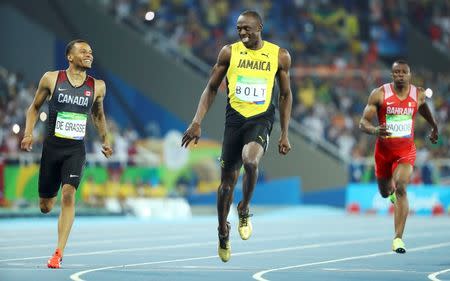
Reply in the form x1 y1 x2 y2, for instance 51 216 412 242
241 37 250 43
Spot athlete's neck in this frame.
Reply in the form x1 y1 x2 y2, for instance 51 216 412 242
393 83 409 96
66 66 87 87
247 39 264 50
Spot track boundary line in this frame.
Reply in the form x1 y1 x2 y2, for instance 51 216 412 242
252 242 450 281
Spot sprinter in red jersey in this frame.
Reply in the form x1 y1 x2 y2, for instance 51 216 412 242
359 60 438 254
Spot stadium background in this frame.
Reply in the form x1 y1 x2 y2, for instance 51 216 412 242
0 0 449 217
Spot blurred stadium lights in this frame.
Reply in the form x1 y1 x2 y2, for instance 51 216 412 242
12 124 20 134
39 111 48 122
144 11 155 21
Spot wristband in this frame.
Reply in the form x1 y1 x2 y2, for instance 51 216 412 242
374 127 379 136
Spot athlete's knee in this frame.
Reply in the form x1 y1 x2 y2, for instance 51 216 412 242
243 160 258 174
379 189 390 198
395 182 408 198
378 183 391 198
40 206 52 214
218 183 233 196
221 170 238 187
62 194 75 206
40 201 53 213
61 186 76 206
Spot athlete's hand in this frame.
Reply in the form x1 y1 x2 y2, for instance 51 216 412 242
101 143 113 158
181 122 201 148
20 135 33 152
429 126 438 144
278 135 291 155
374 125 391 137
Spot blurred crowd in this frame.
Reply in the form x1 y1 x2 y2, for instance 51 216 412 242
101 0 450 183
2 0 449 192
0 65 223 204
0 67 37 158
0 66 144 164
407 0 450 54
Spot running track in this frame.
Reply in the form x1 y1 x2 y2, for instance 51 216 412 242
1 206 450 281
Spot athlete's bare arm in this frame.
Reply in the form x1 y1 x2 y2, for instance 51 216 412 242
359 87 391 137
92 79 113 158
20 71 58 151
417 87 438 144
277 48 292 155
181 45 231 148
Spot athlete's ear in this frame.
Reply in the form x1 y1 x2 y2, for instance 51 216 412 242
258 23 263 32
67 54 73 63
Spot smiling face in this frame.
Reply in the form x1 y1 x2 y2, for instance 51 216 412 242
67 42 93 69
236 14 262 49
391 62 411 88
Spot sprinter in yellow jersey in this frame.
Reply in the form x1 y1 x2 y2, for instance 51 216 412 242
182 10 292 262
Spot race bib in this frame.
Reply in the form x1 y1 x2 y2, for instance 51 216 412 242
235 76 267 104
54 111 87 140
386 114 412 138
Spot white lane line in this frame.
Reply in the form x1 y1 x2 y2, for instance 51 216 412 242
252 241 450 281
180 265 248 270
0 228 417 251
0 229 211 243
0 241 214 262
69 235 416 281
0 235 191 250
0 223 443 243
323 268 421 273
0 233 303 262
0 231 376 260
428 268 450 281
70 255 217 281
0 231 326 244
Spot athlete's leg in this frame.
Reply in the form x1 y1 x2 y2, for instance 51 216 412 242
392 163 413 239
235 142 264 241
217 168 239 262
39 146 64 268
38 143 61 213
57 144 85 255
40 197 57 213
239 142 264 211
217 169 239 235
217 124 242 235
374 145 395 199
377 178 394 198
57 184 76 255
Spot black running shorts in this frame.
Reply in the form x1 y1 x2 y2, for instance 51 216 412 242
220 120 272 171
38 140 86 198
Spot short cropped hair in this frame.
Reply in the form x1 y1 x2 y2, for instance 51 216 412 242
392 59 409 67
240 10 263 26
65 39 89 56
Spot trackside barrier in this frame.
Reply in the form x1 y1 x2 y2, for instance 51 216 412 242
346 183 450 216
